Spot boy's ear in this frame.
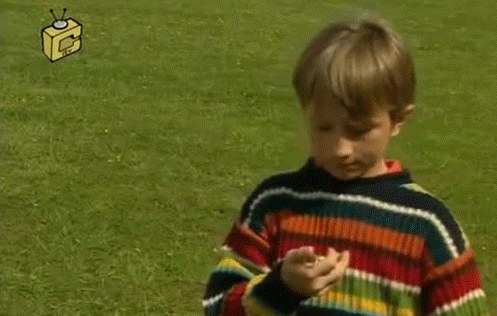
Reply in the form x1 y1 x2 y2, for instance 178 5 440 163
390 104 415 137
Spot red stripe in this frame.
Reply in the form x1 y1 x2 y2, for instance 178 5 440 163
425 266 483 312
221 282 248 316
225 227 271 267
353 247 422 285
278 239 422 285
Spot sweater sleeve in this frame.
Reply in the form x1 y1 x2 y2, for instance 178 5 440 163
202 220 309 316
202 180 310 316
421 213 488 315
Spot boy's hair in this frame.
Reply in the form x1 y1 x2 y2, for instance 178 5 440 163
292 16 416 121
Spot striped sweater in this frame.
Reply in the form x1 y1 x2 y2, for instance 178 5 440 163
203 158 488 315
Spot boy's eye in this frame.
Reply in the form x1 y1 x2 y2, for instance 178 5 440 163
317 125 333 132
347 126 371 136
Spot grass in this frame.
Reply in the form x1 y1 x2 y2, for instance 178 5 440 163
1 0 496 314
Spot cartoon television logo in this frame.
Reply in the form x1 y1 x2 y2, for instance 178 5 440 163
41 8 82 62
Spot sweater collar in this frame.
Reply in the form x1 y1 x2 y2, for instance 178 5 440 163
299 157 412 189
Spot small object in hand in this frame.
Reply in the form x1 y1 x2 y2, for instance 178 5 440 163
305 255 326 268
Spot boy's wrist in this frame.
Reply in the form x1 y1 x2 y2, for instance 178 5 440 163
249 261 310 314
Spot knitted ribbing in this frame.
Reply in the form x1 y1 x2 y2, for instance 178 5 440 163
203 158 488 315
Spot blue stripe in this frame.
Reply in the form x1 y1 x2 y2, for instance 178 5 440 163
203 271 248 299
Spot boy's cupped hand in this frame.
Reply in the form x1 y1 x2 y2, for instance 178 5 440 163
280 246 350 297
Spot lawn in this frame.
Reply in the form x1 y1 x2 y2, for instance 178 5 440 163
1 0 495 314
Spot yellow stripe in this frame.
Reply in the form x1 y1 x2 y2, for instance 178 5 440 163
319 291 414 316
217 257 252 274
218 246 270 273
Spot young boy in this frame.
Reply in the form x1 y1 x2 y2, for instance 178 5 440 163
203 16 488 315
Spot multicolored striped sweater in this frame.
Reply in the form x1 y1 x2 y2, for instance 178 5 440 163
203 158 488 315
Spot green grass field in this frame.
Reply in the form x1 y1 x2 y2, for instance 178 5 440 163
1 1 496 314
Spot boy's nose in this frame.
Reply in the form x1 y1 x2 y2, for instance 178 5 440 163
333 136 354 160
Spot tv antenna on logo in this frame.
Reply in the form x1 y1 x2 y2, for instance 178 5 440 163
42 8 82 62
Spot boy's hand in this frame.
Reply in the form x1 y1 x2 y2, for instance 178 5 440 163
280 246 350 297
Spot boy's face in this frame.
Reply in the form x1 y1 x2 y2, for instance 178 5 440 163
304 101 410 180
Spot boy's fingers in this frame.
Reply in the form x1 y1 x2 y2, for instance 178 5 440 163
326 247 338 257
321 250 350 286
312 260 335 276
286 246 316 264
317 285 331 296
312 248 339 276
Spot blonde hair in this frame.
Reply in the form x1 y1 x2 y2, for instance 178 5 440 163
292 17 415 121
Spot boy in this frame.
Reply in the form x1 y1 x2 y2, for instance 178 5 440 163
203 16 488 315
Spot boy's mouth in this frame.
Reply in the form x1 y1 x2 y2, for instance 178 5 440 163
332 160 358 170
341 163 359 171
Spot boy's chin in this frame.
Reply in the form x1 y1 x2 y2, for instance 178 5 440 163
321 164 384 181
321 166 364 181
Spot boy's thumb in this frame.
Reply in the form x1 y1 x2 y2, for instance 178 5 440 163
294 246 316 263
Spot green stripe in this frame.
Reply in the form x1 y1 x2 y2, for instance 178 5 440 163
307 273 422 311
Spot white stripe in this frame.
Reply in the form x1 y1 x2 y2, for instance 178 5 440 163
347 268 421 295
244 188 459 258
429 289 486 316
202 293 224 308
